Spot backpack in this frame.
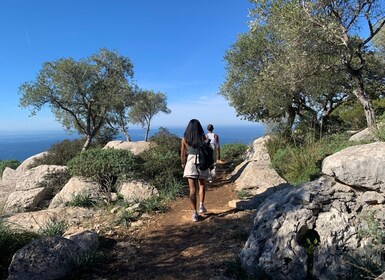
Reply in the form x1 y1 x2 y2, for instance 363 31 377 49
195 139 214 171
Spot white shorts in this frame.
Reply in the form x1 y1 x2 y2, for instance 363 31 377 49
183 154 209 179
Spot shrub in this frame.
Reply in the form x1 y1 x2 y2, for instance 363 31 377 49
65 192 95 208
140 196 167 213
140 146 183 191
0 221 38 279
158 179 187 202
31 138 85 167
221 143 248 162
67 148 142 194
0 160 20 178
149 127 181 152
39 217 68 237
268 133 363 185
113 210 135 228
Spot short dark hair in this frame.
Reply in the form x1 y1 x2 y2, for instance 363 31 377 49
207 124 214 131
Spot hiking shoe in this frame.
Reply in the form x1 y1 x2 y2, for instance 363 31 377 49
192 212 199 222
199 205 207 214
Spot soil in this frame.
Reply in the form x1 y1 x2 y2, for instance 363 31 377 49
80 162 256 280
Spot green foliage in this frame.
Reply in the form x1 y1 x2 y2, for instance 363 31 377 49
65 192 95 208
221 143 248 162
113 210 135 228
69 250 104 278
140 196 167 213
67 148 142 193
237 190 251 200
268 133 362 185
129 90 171 141
140 144 183 191
149 127 181 152
19 48 136 150
39 217 68 237
359 211 385 246
0 221 38 278
332 101 367 130
349 211 385 279
0 160 20 178
158 179 187 202
31 139 85 167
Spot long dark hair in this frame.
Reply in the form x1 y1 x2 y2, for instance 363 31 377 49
184 119 204 148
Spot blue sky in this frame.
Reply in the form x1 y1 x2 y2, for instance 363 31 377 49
0 0 260 132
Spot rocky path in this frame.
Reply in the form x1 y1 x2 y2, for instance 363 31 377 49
84 163 256 280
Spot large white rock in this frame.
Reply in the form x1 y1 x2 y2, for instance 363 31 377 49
117 179 159 202
49 176 103 208
16 151 48 173
240 176 385 279
1 207 100 232
322 142 385 191
7 229 99 280
0 167 18 210
3 188 51 213
3 165 69 213
231 135 288 195
15 165 67 191
103 140 154 155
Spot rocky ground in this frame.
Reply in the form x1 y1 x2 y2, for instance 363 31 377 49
74 162 256 280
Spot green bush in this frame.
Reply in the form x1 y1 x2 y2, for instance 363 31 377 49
268 133 363 185
149 127 181 152
0 160 20 178
67 148 142 193
221 143 248 162
39 217 68 237
141 129 183 190
0 221 38 279
31 138 85 167
65 192 95 208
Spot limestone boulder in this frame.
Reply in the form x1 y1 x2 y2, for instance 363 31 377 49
7 230 99 280
117 179 159 203
349 128 377 142
7 236 80 280
240 176 385 279
64 230 99 253
3 165 69 213
103 140 154 155
16 151 48 173
230 135 288 196
0 167 18 210
1 207 101 232
322 142 385 191
49 176 104 208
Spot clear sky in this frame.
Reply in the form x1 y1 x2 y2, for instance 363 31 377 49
0 0 260 132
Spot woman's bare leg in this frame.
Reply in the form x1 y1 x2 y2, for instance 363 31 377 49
198 178 206 204
188 178 197 211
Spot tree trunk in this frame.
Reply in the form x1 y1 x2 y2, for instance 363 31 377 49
351 74 377 132
283 106 296 138
82 135 93 151
144 125 150 142
122 128 131 142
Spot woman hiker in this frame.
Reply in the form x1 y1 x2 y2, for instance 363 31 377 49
206 123 220 182
180 119 209 222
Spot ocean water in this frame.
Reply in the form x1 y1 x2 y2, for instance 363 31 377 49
0 125 265 161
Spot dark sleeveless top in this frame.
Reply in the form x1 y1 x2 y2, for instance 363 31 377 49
187 146 197 155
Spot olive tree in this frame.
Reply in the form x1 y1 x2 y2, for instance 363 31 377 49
221 2 351 136
129 90 171 141
19 48 135 150
294 0 385 131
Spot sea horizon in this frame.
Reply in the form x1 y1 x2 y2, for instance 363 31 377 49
0 124 265 161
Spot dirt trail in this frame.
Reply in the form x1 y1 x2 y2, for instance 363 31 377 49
87 163 255 280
